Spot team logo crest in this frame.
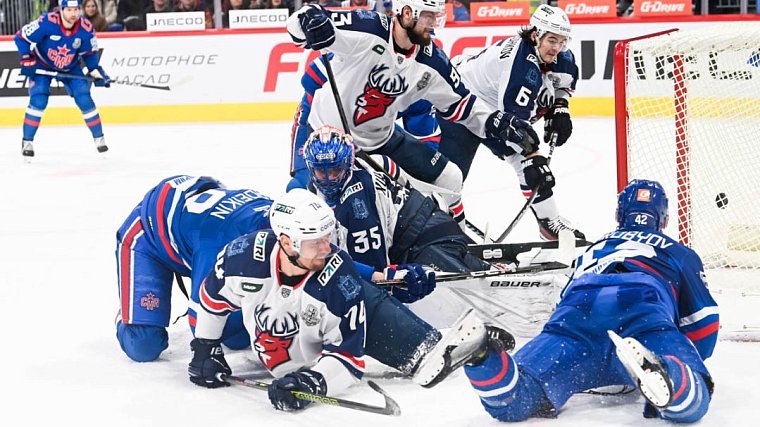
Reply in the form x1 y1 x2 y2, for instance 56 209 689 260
353 64 408 126
352 198 369 220
48 44 75 69
416 72 431 91
253 305 299 370
281 287 292 298
72 38 81 49
140 292 160 311
302 304 320 327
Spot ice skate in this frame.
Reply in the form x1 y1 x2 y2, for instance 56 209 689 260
94 136 108 154
608 330 673 408
412 308 488 388
533 208 586 241
22 139 34 161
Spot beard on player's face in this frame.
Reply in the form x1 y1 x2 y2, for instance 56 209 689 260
406 21 433 46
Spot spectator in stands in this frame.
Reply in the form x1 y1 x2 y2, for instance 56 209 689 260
83 0 108 32
340 0 375 9
253 0 294 14
617 0 633 16
449 0 470 21
317 0 342 8
146 0 174 14
175 0 213 28
117 0 150 30
222 0 250 28
100 0 118 26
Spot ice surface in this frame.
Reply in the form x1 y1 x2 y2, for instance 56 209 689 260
1 119 757 426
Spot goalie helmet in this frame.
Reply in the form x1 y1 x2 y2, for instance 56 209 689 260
530 4 572 42
269 188 337 253
616 179 669 232
393 0 446 27
303 126 355 206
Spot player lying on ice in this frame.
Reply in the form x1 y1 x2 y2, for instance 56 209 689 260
463 179 719 423
187 189 515 410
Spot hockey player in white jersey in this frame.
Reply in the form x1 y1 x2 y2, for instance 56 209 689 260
285 0 553 218
188 189 505 410
438 5 585 241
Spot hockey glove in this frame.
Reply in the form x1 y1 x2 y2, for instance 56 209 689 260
268 369 327 411
188 338 231 388
384 264 436 303
19 54 38 77
88 66 112 88
544 98 572 146
521 155 555 191
485 111 540 157
298 5 335 51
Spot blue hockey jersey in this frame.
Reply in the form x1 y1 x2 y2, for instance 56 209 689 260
568 229 720 359
15 12 100 72
196 230 366 394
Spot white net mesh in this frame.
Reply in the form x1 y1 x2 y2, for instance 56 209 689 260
623 24 760 270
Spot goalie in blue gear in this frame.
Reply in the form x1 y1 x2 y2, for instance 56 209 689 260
14 0 112 160
463 179 718 423
304 126 491 286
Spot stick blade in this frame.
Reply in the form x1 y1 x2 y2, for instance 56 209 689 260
367 380 402 416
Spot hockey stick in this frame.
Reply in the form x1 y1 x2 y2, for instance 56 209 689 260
225 375 401 416
376 260 570 287
495 133 559 243
34 69 171 91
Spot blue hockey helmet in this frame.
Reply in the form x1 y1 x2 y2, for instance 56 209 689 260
303 126 355 206
59 0 82 8
616 179 669 231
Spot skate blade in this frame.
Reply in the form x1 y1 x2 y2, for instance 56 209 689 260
608 330 671 408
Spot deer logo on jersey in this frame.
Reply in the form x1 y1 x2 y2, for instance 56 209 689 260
354 64 408 126
47 44 75 69
253 304 299 370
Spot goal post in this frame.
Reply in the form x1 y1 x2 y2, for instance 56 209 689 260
614 24 760 270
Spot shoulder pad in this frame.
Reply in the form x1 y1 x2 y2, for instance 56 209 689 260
46 12 60 25
80 17 94 34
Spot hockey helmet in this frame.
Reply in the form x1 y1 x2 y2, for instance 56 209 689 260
304 126 355 206
59 0 82 8
530 5 572 48
269 188 337 257
616 179 669 232
393 0 446 29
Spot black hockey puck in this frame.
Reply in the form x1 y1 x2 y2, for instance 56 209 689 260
716 193 728 209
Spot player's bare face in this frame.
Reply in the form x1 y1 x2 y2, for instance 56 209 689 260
61 7 81 28
537 33 567 63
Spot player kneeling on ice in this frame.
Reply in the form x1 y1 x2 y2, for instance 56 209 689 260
463 179 718 423
188 190 510 409
303 126 493 288
14 0 112 160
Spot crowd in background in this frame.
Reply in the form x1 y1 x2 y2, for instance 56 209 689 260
1 0 758 34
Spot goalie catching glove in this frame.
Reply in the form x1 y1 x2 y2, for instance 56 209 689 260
384 263 436 303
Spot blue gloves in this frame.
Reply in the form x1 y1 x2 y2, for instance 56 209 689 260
188 338 231 388
19 54 38 77
89 66 112 88
298 5 335 51
268 369 327 411
485 111 541 157
521 155 555 191
544 98 572 146
384 263 436 303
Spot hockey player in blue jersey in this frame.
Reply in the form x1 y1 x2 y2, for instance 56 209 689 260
286 0 552 223
115 175 273 362
463 179 718 423
14 0 113 160
437 5 584 241
303 125 491 280
187 189 502 407
288 55 441 192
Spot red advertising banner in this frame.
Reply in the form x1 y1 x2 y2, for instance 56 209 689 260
470 2 531 23
558 0 617 18
634 0 692 17
445 3 455 23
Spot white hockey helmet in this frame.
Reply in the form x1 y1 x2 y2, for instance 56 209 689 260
393 0 446 28
269 188 337 254
530 5 572 43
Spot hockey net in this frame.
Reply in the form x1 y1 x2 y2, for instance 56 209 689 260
615 24 760 340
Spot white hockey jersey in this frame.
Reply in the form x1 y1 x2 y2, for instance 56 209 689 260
287 7 495 151
453 35 579 123
194 231 367 394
